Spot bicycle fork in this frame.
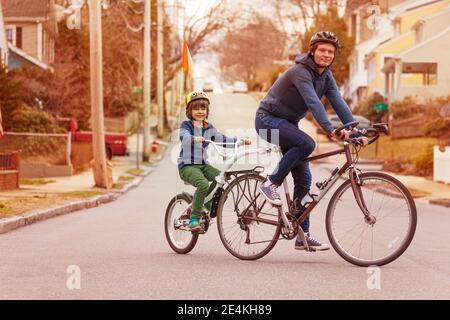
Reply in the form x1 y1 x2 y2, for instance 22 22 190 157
349 167 376 225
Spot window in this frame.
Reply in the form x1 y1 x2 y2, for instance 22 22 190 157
393 20 401 36
5 26 22 48
367 58 377 82
415 25 423 44
16 27 22 49
6 28 14 43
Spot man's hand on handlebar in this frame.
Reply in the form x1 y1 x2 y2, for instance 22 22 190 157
355 136 369 147
330 128 351 140
242 137 252 145
330 128 370 148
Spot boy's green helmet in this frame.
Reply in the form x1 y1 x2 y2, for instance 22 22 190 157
185 91 210 108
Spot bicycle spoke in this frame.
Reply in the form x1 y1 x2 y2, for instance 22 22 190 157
327 173 416 266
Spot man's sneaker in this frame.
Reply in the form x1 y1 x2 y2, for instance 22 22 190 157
295 233 330 251
187 218 204 233
259 180 282 206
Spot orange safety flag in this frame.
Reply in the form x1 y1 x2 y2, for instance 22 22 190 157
181 40 194 77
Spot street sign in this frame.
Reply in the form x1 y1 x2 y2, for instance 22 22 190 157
133 86 144 94
374 103 388 112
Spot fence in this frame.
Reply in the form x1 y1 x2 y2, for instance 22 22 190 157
0 151 20 190
434 146 450 184
390 115 425 139
0 132 72 178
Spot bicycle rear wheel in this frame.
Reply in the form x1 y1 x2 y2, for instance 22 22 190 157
217 174 281 260
164 193 198 254
326 172 417 267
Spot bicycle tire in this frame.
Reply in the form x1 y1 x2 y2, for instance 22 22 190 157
216 173 281 260
164 193 199 254
326 172 417 267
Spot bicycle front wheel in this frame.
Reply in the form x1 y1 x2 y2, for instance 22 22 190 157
326 172 417 267
164 193 198 254
217 174 281 260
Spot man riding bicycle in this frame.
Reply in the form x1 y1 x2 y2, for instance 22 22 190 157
255 31 369 251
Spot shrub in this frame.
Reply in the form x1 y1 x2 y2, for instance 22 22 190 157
411 147 434 177
2 107 66 159
352 92 386 122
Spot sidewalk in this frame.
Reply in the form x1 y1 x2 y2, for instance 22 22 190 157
0 133 165 234
300 119 450 208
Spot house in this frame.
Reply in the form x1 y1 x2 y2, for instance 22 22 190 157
344 0 449 107
1 0 58 70
382 7 450 102
363 0 450 103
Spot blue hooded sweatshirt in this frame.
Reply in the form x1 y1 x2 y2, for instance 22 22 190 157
259 53 354 133
178 120 237 170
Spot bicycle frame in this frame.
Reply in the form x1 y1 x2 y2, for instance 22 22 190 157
241 141 373 229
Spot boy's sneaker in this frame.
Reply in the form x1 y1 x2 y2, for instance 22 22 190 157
295 233 330 251
187 218 204 233
259 180 282 206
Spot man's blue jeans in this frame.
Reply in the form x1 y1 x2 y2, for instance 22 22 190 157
255 108 316 232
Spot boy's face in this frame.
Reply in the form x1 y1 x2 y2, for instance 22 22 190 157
191 105 208 121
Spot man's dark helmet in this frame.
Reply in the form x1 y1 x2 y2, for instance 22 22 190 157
309 31 341 50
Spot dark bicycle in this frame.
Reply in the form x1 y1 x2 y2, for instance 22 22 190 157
166 123 417 267
215 122 417 267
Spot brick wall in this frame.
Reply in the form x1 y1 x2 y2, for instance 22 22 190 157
0 151 20 190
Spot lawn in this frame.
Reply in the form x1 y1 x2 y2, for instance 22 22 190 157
358 136 438 163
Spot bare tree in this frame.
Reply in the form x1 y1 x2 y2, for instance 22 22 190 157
217 14 287 89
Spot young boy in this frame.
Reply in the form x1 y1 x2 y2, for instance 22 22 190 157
178 91 251 232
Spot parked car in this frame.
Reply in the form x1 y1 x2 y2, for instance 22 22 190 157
202 82 214 92
233 81 248 93
56 117 129 159
316 114 371 139
328 114 371 130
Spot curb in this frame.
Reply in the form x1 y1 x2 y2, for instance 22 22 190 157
429 199 450 208
0 167 153 235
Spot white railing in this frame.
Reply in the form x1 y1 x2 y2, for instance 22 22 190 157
434 146 450 184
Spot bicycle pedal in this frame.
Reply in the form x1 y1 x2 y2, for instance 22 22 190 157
305 247 316 252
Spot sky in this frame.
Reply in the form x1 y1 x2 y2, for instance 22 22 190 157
170 0 348 89
167 0 226 90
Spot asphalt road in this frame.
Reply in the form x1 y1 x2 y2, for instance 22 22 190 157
0 93 449 300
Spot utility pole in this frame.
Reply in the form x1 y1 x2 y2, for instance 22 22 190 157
142 0 151 161
157 0 164 137
0 0 8 66
89 0 109 188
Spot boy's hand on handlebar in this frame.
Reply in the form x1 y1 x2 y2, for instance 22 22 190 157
243 137 252 145
192 136 205 144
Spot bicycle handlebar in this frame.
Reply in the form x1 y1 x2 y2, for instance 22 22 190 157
346 123 389 146
203 138 246 159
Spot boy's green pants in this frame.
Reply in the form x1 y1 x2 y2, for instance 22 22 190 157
179 164 221 218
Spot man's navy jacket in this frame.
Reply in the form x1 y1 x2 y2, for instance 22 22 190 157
259 53 354 133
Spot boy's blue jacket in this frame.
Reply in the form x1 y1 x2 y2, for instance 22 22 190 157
259 53 354 133
178 120 237 170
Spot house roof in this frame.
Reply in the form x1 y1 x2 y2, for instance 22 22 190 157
8 42 52 71
398 26 450 60
411 6 450 30
382 26 450 72
1 0 49 19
